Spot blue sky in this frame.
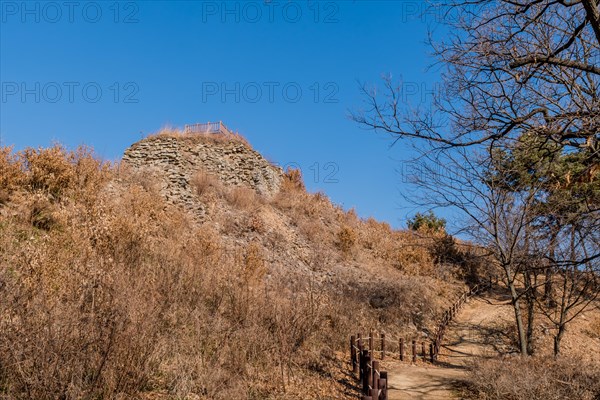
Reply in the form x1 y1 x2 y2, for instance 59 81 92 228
0 0 444 228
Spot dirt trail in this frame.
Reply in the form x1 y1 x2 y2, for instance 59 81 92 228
385 290 514 399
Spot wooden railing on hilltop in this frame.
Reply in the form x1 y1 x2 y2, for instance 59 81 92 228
184 121 234 135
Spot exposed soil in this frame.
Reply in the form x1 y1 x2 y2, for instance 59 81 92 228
384 289 514 399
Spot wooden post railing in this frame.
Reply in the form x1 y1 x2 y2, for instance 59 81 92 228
431 277 495 361
349 276 496 398
351 336 388 400
399 338 404 361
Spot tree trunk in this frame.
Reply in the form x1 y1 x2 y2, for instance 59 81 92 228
507 269 528 356
554 324 565 357
544 266 555 307
544 231 557 308
524 271 536 355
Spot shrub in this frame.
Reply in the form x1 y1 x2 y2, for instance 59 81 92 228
0 188 9 205
336 225 357 255
0 143 469 399
407 211 446 232
586 315 600 338
0 146 25 193
190 169 220 196
299 219 325 243
227 186 257 210
245 213 265 233
242 241 267 286
29 198 59 231
19 146 76 197
430 234 459 263
281 167 305 192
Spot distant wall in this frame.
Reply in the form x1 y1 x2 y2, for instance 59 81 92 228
122 135 283 214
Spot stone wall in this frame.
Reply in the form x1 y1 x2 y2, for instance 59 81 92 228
122 135 283 214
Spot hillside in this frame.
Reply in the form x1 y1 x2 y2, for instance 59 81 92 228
383 288 600 399
0 130 479 399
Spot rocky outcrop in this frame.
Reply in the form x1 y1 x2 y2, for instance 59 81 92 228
122 134 283 215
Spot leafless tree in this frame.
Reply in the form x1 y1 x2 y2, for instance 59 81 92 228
353 0 600 356
402 145 542 355
535 195 600 355
353 0 599 153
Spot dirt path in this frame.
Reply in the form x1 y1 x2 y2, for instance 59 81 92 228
384 290 514 399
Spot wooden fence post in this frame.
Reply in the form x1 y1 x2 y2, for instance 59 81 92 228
380 371 388 400
372 360 379 394
366 353 373 393
351 335 358 374
369 329 374 357
362 350 370 394
358 333 363 354
429 343 434 363
350 335 355 365
412 340 417 363
421 342 426 360
358 346 362 380
381 333 385 360
399 338 404 361
358 334 363 379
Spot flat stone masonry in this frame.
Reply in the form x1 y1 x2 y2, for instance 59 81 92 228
122 135 283 216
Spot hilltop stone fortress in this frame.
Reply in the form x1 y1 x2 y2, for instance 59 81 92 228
122 130 283 216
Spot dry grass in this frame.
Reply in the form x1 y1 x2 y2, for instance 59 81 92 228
0 143 478 399
190 169 220 197
336 225 357 255
463 356 600 400
586 315 600 338
0 145 358 399
227 186 258 210
270 164 485 279
147 127 252 147
0 146 25 194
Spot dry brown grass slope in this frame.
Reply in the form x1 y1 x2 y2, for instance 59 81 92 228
0 130 483 399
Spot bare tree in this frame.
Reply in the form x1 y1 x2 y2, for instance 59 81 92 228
403 137 599 356
534 174 600 356
402 144 540 355
353 0 599 153
353 0 600 356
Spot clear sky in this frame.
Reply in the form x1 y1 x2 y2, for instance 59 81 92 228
0 0 444 228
